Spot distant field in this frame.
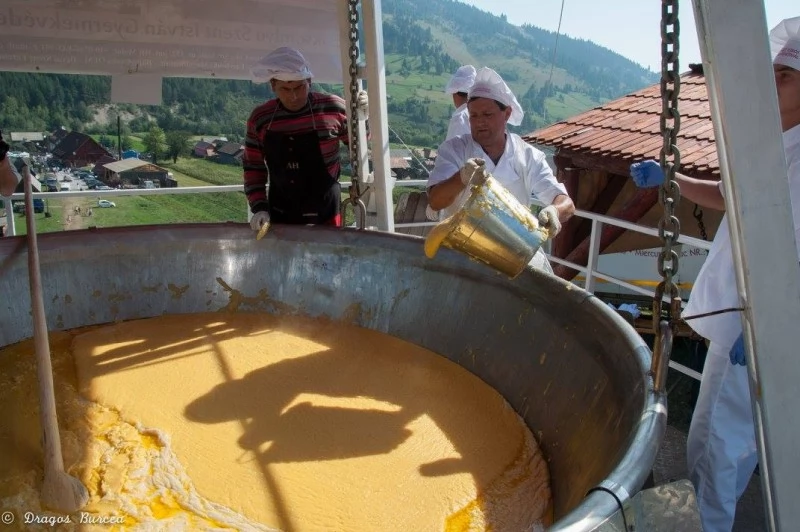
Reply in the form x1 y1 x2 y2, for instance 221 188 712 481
9 148 427 235
8 191 247 235
545 91 603 123
7 154 250 235
88 134 146 153
161 158 242 186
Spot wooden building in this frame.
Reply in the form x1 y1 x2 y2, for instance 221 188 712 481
215 142 245 166
51 132 113 168
523 64 723 280
192 140 216 158
92 155 117 178
101 159 172 187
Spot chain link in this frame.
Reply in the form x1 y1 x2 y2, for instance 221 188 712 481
652 0 683 381
342 0 367 229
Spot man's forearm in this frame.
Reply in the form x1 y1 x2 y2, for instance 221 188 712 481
550 193 575 222
427 171 465 210
675 173 725 211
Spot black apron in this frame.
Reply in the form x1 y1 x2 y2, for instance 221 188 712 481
261 113 340 225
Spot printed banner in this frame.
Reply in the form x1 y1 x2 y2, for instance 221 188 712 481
0 0 344 82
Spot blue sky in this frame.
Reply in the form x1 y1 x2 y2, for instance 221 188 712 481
458 0 797 71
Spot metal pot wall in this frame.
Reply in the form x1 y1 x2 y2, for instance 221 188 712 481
0 224 665 530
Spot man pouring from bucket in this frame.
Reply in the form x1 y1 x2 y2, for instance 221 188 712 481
243 47 368 230
427 67 575 272
629 16 800 531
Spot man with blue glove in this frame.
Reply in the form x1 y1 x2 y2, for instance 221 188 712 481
629 17 800 531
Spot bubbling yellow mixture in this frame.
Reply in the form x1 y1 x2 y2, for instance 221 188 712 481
0 313 552 531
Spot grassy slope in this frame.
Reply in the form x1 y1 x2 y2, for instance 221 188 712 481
88 134 147 153
424 24 605 124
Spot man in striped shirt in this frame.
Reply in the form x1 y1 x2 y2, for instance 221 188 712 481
243 47 367 229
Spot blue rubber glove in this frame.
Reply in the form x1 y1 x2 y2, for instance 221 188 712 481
629 160 664 188
729 332 746 366
617 303 641 319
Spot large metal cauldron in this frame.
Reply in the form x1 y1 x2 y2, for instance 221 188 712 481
0 224 666 530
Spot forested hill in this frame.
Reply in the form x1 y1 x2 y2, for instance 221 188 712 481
0 0 658 147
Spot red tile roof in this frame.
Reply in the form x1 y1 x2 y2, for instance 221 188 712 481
523 68 720 180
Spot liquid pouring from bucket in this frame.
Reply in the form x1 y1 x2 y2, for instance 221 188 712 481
424 167 551 279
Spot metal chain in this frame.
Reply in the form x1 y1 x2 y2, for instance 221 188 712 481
342 0 367 229
652 0 683 392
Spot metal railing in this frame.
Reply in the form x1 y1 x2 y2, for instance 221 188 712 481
385 180 713 383
5 179 710 382
2 185 244 237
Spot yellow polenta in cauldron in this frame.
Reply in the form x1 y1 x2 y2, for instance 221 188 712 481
0 313 552 531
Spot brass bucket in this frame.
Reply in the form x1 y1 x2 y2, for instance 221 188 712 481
424 176 550 278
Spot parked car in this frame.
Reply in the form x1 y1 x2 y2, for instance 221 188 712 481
12 199 45 213
97 200 116 208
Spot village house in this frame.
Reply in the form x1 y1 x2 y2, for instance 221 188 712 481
46 127 70 152
91 155 117 178
51 131 113 168
99 158 176 188
192 140 216 158
215 141 245 166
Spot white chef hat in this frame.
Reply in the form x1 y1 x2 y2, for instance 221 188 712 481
251 47 314 83
770 16 800 71
445 65 476 94
468 67 524 126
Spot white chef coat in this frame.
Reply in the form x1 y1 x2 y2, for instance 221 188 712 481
684 123 800 348
445 104 471 141
427 132 567 220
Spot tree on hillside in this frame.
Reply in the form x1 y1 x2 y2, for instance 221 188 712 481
143 125 166 164
165 130 191 163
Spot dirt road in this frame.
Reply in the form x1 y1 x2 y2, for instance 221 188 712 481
61 198 95 230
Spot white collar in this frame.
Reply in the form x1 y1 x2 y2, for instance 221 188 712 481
784 122 800 153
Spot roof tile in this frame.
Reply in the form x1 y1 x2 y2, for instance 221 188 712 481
524 70 718 177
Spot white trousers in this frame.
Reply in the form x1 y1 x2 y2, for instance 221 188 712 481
686 342 758 532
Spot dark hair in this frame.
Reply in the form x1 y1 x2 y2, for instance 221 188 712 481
468 97 508 111
456 91 469 98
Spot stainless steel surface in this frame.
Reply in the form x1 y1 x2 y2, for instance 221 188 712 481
426 176 550 278
0 224 666 529
692 2 800 529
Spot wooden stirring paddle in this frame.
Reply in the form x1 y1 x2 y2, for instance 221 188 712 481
22 164 89 513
